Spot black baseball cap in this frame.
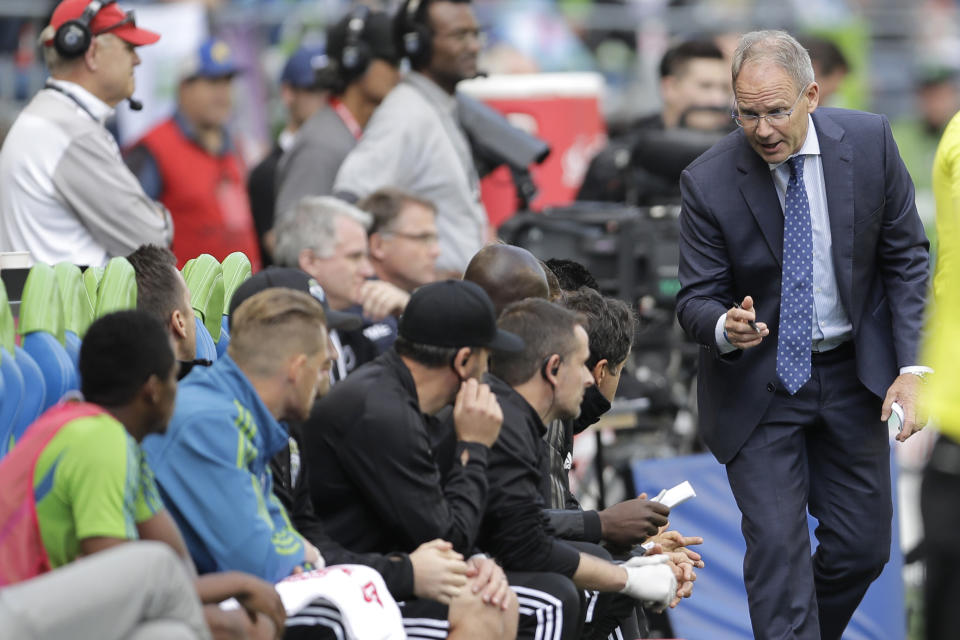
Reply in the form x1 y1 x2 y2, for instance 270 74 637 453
228 267 362 332
399 280 524 352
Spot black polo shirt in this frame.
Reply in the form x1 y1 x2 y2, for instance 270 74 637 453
302 350 490 556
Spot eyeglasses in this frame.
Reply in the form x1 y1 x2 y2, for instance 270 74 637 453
94 10 136 36
732 84 809 129
385 230 440 245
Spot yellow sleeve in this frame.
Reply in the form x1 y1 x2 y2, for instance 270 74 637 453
924 111 960 437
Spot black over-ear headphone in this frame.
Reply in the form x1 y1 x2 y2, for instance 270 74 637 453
339 4 372 80
398 0 433 69
54 0 113 59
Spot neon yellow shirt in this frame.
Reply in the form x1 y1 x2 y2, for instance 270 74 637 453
32 413 164 568
924 109 960 440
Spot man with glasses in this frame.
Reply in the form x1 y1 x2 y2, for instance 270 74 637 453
676 30 929 640
334 0 488 277
0 0 171 267
354 188 441 353
273 195 394 381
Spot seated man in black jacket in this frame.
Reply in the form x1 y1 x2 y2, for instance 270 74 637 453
229 269 506 639
464 252 681 552
473 299 696 637
542 288 682 548
304 280 582 640
541 287 704 638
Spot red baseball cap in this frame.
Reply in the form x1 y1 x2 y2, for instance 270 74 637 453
49 0 160 47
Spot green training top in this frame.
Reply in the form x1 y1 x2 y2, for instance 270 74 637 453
32 414 164 568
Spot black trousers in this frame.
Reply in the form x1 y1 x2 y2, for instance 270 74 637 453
509 571 582 640
921 434 960 640
344 571 580 640
570 541 642 640
284 599 345 639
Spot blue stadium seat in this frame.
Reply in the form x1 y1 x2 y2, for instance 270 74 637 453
215 325 230 359
18 264 77 412
194 318 217 362
11 345 46 445
0 281 22 457
0 349 23 458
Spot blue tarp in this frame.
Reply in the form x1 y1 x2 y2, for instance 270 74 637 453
631 452 905 640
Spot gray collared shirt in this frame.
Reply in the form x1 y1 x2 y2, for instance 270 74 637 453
333 72 486 274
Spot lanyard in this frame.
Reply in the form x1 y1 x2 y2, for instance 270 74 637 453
330 97 363 141
44 81 99 123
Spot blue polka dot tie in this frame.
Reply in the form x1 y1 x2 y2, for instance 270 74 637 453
776 155 813 395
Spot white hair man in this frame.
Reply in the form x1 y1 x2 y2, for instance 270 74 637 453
274 195 410 380
0 0 171 266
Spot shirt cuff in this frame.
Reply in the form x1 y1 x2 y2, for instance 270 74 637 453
455 441 489 467
900 366 934 376
550 539 584 578
583 510 603 544
715 313 738 354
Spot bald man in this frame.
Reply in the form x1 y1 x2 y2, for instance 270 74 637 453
463 244 549 315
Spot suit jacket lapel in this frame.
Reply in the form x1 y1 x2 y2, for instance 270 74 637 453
737 139 783 267
814 110 854 314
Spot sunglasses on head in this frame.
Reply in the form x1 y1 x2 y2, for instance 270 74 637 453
93 10 136 36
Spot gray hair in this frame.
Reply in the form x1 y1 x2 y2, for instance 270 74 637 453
274 195 372 267
38 25 67 71
731 30 815 95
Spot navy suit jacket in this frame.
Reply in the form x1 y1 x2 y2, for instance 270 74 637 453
676 108 929 464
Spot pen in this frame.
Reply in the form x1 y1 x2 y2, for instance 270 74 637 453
732 301 762 334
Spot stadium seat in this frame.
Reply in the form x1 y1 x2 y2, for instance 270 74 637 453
220 251 252 331
182 258 215 361
82 265 104 312
183 254 225 362
0 281 23 458
11 346 44 447
94 257 137 318
54 262 94 366
18 263 77 412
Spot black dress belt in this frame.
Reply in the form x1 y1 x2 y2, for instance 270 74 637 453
810 340 854 364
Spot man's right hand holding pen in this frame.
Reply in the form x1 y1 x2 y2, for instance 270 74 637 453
724 296 770 349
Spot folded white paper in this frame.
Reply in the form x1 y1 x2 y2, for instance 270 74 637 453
651 480 696 509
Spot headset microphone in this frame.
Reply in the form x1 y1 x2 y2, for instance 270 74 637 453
127 97 143 111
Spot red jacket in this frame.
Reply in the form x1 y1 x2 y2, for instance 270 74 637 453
135 118 262 269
